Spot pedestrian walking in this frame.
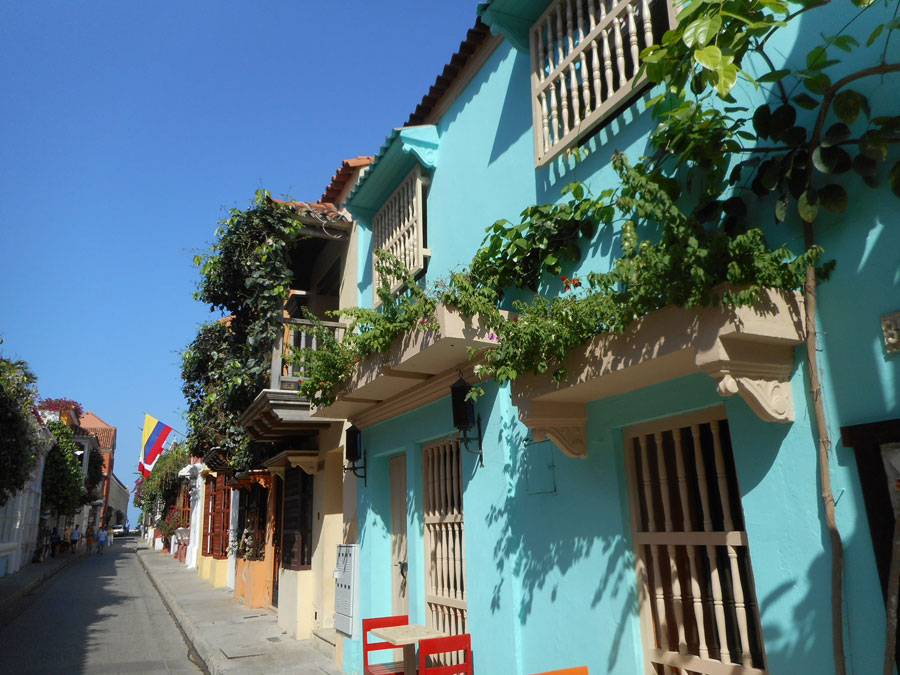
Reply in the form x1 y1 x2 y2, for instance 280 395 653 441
49 528 61 557
70 524 81 553
85 525 95 551
96 526 108 554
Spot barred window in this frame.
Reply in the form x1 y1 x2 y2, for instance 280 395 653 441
624 408 768 674
530 0 674 166
371 165 430 307
281 466 313 570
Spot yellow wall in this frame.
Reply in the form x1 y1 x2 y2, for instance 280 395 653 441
197 554 229 587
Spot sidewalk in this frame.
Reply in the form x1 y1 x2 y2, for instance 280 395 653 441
0 546 87 613
137 545 344 675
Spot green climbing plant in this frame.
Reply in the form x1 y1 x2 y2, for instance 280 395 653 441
0 354 41 506
183 189 309 470
41 421 87 518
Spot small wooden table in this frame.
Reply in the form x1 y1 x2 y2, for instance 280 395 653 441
370 623 446 675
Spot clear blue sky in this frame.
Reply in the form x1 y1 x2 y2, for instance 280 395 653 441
0 1 481 525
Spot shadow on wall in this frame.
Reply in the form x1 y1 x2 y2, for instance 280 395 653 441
488 50 533 166
485 410 639 672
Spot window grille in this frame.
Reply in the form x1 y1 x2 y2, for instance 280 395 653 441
281 466 313 570
624 409 768 675
530 0 675 166
422 438 467 666
371 165 430 307
236 483 268 558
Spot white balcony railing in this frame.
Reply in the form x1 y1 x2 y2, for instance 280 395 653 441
530 0 675 166
371 164 431 306
269 318 345 393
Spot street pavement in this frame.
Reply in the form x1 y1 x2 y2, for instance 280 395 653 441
0 536 344 674
0 537 202 674
137 545 343 674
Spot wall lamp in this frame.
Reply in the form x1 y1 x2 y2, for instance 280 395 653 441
344 425 367 485
451 376 484 466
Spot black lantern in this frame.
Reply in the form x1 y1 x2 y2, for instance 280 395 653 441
451 377 475 431
345 425 362 464
450 376 484 466
344 425 366 484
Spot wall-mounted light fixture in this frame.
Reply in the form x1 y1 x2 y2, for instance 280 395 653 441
451 376 484 466
344 425 367 485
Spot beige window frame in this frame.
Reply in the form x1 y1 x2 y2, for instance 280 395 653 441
422 437 467 660
623 407 768 675
529 0 677 167
371 165 430 307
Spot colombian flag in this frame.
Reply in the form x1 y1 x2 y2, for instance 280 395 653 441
139 414 173 478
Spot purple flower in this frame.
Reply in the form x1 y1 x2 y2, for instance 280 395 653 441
488 332 497 341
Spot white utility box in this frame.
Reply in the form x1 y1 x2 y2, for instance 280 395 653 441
334 543 359 639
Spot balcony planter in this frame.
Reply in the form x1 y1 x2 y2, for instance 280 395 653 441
312 304 504 428
511 287 805 458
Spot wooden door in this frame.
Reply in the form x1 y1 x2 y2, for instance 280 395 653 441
271 475 282 608
390 454 408 616
422 438 467 640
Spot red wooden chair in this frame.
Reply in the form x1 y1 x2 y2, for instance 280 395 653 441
418 633 473 675
532 668 589 675
363 615 408 675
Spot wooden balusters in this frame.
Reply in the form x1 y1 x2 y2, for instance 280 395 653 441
672 429 712 660
642 0 654 51
627 3 640 77
654 432 687 656
638 435 671 654
423 439 467 641
712 421 753 668
530 0 672 165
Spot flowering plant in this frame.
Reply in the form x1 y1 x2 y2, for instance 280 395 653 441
38 398 84 418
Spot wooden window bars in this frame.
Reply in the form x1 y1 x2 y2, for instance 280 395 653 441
530 0 675 166
624 409 768 675
422 438 467 666
371 165 430 307
281 466 313 570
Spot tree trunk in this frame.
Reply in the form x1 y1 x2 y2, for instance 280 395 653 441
885 511 900 674
803 226 846 675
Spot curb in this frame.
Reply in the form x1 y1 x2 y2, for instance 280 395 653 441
0 551 83 613
136 547 222 675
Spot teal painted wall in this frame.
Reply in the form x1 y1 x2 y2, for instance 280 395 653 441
347 4 899 673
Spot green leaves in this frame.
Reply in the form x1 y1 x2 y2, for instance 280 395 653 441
682 15 722 48
812 145 851 174
798 189 820 222
694 45 723 70
820 184 848 213
890 162 900 198
833 90 869 125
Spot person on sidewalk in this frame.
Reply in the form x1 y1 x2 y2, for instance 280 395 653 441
49 528 61 557
70 524 81 553
96 526 108 554
85 525 95 552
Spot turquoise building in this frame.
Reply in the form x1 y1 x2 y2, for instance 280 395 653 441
319 2 900 673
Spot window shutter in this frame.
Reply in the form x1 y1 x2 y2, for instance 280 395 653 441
202 476 213 556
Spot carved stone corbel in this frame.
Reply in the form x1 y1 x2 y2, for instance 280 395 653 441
714 373 794 423
518 401 588 458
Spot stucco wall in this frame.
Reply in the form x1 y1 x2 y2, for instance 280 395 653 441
347 4 898 674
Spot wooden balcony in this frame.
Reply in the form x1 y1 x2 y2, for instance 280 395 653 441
530 0 675 166
239 315 345 440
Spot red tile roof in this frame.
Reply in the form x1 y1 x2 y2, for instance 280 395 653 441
405 17 494 126
79 411 117 450
269 198 349 222
320 156 374 205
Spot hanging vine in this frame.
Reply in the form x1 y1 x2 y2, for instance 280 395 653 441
183 189 308 470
